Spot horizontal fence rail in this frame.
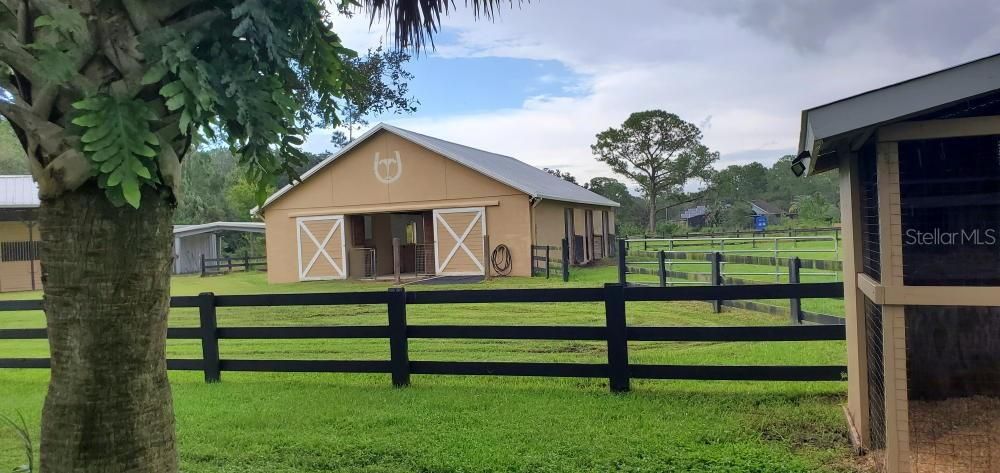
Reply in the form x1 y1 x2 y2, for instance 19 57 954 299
0 282 847 391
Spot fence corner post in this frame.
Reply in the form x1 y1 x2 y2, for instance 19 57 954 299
198 292 221 383
789 256 802 325
387 287 410 387
657 250 666 288
711 252 722 313
545 245 551 279
561 238 570 282
603 283 630 393
617 238 627 286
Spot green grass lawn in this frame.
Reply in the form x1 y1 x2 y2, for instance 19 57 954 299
0 270 856 472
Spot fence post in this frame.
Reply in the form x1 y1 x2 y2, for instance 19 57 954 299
711 252 722 313
603 283 630 393
483 234 491 281
387 287 410 387
392 237 401 284
657 250 666 288
545 245 551 279
617 238 627 286
789 257 802 325
561 238 570 282
244 252 250 271
227 257 232 272
200 254 206 277
198 292 221 383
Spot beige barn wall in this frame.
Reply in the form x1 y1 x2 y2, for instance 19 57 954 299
263 131 535 281
531 200 617 258
0 221 40 292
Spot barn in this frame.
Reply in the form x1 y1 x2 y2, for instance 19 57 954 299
256 123 619 282
797 53 1000 473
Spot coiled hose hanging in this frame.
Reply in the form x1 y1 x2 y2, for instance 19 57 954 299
490 244 513 276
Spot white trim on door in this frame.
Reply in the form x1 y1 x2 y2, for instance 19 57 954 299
296 215 347 280
432 207 487 276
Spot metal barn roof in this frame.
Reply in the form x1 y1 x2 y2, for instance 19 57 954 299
0 175 40 208
173 221 265 238
258 123 619 211
799 52 1000 175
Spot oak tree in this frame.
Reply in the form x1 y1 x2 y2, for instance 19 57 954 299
592 110 717 232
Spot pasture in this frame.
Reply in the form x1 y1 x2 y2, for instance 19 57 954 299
0 269 857 472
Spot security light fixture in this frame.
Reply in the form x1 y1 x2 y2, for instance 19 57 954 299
790 151 810 177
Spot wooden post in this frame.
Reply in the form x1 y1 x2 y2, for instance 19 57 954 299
603 283 630 393
227 256 232 272
198 292 221 383
561 238 569 282
27 221 35 290
483 234 491 281
387 287 410 387
789 256 802 325
711 252 722 313
392 237 401 284
200 253 206 277
244 251 250 271
617 238 627 286
545 245 551 279
658 250 666 288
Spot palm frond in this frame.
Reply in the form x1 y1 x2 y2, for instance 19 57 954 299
362 0 522 52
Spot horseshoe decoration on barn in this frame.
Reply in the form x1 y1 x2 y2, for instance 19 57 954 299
373 151 403 184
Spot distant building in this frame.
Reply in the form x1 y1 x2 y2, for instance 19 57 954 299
677 205 709 228
749 200 789 224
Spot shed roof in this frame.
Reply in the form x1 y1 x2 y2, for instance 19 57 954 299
798 53 1000 175
0 175 39 208
257 123 619 211
680 205 708 219
750 200 782 215
173 221 265 238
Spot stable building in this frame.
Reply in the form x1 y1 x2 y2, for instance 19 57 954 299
0 175 40 292
256 123 619 281
797 53 1000 473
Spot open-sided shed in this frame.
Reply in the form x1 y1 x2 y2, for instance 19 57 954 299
256 123 619 281
798 53 1000 473
172 221 265 274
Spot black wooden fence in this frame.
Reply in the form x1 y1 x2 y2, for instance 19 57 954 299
530 238 570 282
201 253 267 276
618 240 843 326
0 282 846 392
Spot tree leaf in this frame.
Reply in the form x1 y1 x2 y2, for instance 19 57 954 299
121 176 141 208
141 64 168 85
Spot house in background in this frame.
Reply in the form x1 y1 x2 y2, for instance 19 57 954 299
677 205 709 228
0 175 40 292
749 200 789 225
255 123 618 281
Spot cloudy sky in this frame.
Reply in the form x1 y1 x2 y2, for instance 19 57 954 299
303 0 1000 184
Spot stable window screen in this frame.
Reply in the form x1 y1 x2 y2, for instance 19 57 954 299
898 135 1000 286
905 305 1000 472
859 142 881 283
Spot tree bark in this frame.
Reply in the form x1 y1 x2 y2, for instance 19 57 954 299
647 192 657 233
38 184 178 473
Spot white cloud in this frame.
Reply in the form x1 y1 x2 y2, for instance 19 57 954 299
307 0 1000 185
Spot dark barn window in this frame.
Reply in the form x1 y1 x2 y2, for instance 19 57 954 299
898 135 1000 285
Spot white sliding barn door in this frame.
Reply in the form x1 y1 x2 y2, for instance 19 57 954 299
296 215 347 280
433 207 486 276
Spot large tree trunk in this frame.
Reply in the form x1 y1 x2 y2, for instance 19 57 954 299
38 185 178 473
647 193 657 233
